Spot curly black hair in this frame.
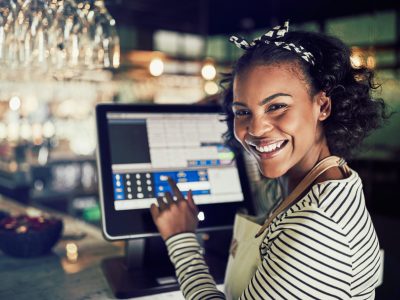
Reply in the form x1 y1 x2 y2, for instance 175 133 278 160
221 30 389 159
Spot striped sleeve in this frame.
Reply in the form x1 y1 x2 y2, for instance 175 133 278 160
165 233 225 299
166 172 380 299
166 208 353 300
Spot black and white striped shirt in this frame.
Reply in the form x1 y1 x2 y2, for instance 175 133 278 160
166 170 381 299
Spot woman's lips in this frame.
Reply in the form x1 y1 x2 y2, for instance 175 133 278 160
247 139 288 159
255 140 286 152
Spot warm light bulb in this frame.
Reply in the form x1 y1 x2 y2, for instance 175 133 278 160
9 96 21 111
350 55 363 68
350 47 364 68
149 58 164 77
66 243 79 262
367 56 376 69
201 63 216 81
204 81 219 95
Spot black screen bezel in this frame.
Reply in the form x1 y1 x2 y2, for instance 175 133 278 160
96 103 253 241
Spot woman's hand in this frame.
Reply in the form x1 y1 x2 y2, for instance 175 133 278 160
150 177 199 241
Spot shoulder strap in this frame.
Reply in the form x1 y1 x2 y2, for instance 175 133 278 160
254 156 350 238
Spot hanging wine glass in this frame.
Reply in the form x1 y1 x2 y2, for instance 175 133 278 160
0 0 18 74
76 0 119 69
19 0 54 77
0 0 119 81
48 0 88 78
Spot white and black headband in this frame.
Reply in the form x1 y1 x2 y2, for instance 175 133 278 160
229 21 315 66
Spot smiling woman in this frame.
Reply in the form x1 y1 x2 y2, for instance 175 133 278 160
232 64 332 183
150 22 389 300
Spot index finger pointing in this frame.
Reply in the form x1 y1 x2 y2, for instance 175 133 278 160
167 177 184 200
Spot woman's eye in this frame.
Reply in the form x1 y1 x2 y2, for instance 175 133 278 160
267 103 287 112
233 110 250 118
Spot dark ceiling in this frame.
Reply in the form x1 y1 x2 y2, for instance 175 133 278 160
106 0 399 35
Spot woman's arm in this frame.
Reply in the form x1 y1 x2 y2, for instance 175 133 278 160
150 177 226 299
151 179 355 299
163 208 354 300
166 233 225 299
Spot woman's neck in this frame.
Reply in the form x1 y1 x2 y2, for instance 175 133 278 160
284 143 332 193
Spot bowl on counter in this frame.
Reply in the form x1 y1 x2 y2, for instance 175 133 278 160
0 214 63 258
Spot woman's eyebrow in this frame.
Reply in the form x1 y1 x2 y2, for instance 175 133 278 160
232 93 292 108
258 93 292 106
231 102 247 108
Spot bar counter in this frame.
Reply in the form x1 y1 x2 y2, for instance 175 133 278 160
1 195 394 299
0 197 190 300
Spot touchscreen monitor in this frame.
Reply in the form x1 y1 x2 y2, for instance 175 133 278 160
96 104 252 240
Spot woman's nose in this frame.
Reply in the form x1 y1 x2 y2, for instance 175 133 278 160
248 116 273 137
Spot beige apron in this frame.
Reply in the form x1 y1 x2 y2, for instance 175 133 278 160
223 156 350 299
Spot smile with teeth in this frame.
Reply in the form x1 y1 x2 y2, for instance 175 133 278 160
254 140 287 153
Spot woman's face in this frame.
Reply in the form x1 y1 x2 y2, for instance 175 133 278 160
233 63 327 179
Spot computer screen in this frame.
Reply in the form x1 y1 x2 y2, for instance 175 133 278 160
96 104 252 240
107 112 244 211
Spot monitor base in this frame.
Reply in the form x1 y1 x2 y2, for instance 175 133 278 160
101 236 227 298
101 256 180 298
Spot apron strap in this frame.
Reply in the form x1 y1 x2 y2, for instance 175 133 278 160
254 156 350 238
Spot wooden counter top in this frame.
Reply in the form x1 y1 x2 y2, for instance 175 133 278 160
0 198 208 299
0 197 124 300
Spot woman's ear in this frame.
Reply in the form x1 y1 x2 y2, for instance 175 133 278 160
317 91 331 121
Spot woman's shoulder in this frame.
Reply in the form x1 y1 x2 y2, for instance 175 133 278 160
312 168 362 208
261 185 354 262
263 169 364 242
267 169 361 227
280 168 363 227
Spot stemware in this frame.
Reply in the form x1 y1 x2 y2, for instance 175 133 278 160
77 0 119 69
0 0 119 80
19 0 54 76
0 0 18 74
48 0 87 78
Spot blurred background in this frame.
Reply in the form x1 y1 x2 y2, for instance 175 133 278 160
0 0 399 297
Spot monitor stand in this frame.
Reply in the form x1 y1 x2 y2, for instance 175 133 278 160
101 235 227 299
